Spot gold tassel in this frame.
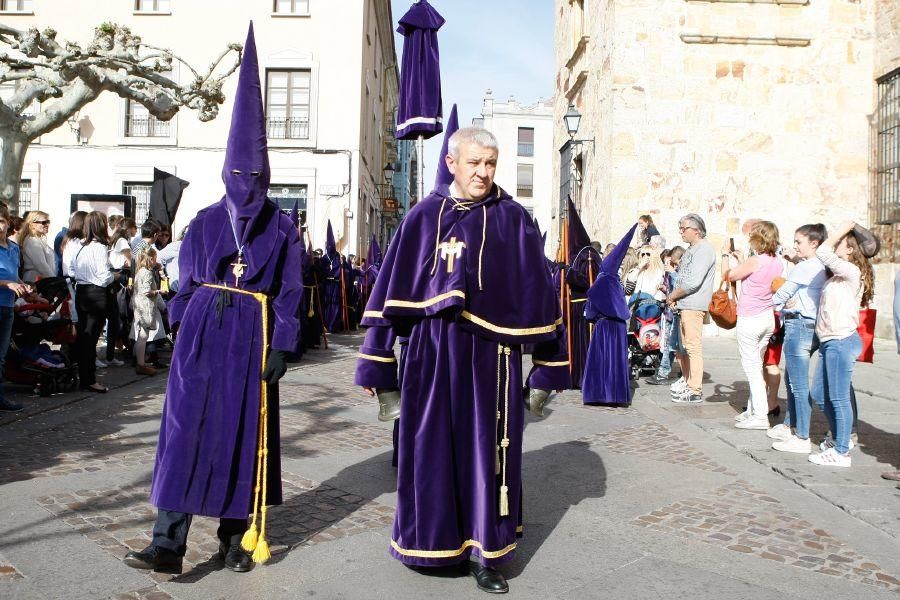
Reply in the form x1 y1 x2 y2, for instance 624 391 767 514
308 288 315 318
499 485 510 516
252 538 271 563
240 524 258 552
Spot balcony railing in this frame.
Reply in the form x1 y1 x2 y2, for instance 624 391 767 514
266 117 309 140
517 185 534 198
517 143 534 157
126 115 170 138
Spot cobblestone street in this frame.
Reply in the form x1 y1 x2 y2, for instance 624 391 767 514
0 334 898 599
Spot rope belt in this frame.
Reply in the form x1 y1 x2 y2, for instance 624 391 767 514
496 343 512 517
201 283 273 564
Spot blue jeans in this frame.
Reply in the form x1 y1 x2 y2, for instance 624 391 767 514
782 317 816 439
0 306 14 401
811 333 861 455
657 317 679 377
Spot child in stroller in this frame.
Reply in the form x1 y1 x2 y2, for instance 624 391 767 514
5 276 79 396
627 292 664 380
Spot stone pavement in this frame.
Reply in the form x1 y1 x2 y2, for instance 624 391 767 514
0 334 898 599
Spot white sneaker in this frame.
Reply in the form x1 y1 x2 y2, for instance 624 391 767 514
766 424 793 441
670 377 687 395
107 359 125 367
772 435 811 454
808 447 851 468
819 437 855 452
735 416 769 430
95 359 108 368
734 410 751 422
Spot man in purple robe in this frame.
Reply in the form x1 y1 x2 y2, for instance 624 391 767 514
582 223 639 405
564 199 602 389
302 241 325 349
124 24 303 575
355 127 569 594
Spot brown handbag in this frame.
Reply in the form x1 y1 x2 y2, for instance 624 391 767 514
708 275 738 330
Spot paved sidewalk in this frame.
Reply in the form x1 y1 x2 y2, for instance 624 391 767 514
0 334 897 599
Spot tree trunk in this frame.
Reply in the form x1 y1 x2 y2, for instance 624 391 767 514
0 131 28 213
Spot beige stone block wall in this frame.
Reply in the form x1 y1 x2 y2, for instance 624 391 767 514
876 0 900 75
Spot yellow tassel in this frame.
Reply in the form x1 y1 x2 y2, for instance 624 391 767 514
252 539 271 564
499 485 509 517
241 524 258 552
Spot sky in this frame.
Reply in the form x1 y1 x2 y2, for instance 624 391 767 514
390 0 555 189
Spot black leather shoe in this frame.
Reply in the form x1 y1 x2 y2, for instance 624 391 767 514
467 562 508 594
123 545 182 574
219 543 253 572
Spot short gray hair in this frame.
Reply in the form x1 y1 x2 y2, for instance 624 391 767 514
448 127 499 159
679 213 707 238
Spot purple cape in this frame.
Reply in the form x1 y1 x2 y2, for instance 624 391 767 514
355 183 569 567
582 223 639 405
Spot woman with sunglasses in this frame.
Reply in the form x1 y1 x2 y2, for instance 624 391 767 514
18 211 55 283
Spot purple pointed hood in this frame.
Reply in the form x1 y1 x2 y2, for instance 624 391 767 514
326 220 337 254
222 22 270 245
290 197 300 227
586 223 639 322
601 223 639 275
366 234 383 268
434 103 459 189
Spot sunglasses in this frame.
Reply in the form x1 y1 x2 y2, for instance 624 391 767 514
640 252 652 257
678 226 695 232
34 220 50 225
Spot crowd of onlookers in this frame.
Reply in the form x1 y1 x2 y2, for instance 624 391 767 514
624 213 894 471
0 205 181 413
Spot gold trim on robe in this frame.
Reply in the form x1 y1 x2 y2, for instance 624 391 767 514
532 359 570 367
358 352 397 363
390 538 517 560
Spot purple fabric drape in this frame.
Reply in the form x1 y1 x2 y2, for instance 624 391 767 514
396 0 445 140
433 103 459 188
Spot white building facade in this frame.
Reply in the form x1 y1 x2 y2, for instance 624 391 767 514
474 92 555 255
3 0 406 255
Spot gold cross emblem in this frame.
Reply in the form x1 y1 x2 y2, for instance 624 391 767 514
439 237 466 273
231 255 247 286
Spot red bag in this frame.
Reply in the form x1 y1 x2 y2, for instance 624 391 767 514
857 307 876 363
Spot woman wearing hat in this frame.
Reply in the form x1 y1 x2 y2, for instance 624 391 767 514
807 221 877 468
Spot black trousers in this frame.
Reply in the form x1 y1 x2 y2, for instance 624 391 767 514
152 509 248 556
75 284 108 387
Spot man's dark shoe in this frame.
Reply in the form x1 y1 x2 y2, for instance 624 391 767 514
0 397 23 412
644 375 671 385
466 562 509 594
219 543 253 572
123 545 182 574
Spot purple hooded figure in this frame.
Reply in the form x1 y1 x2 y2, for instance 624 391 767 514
128 23 305 575
302 239 326 349
564 198 601 389
433 103 459 189
354 126 569 592
582 223 639 405
322 220 348 333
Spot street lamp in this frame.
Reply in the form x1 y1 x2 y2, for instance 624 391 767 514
564 104 582 139
383 162 396 184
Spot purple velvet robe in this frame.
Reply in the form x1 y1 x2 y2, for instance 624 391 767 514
396 0 445 140
582 224 639 406
150 200 304 518
354 184 570 567
323 251 346 333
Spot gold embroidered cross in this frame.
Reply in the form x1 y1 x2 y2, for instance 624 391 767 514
439 237 466 273
231 255 247 286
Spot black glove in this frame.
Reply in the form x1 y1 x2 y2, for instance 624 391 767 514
262 349 288 384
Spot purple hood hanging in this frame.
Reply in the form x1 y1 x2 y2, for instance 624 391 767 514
433 103 458 189
396 0 445 140
222 22 270 245
586 223 639 322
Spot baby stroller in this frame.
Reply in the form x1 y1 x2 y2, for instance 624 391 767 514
627 292 664 380
5 277 79 396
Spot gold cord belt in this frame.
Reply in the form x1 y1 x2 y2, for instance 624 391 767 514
200 283 273 564
496 343 512 517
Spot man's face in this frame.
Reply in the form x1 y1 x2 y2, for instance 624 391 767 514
446 142 498 201
679 221 699 243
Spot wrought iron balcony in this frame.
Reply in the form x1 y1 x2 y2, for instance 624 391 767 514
266 116 309 140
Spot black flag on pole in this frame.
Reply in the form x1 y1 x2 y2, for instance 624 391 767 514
148 168 189 227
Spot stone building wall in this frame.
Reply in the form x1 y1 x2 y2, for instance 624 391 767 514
555 0 900 339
